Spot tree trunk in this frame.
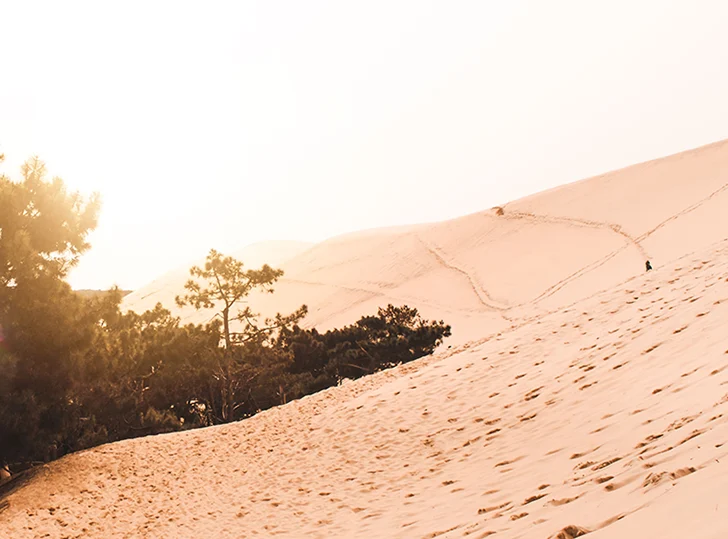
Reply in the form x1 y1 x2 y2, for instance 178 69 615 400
223 305 231 349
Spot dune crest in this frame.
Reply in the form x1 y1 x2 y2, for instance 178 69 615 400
124 139 728 346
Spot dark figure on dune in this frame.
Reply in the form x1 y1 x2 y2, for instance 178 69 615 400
645 260 653 272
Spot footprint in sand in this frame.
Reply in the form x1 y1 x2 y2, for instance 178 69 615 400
522 493 547 505
592 457 622 471
549 494 582 506
643 467 696 489
550 525 590 538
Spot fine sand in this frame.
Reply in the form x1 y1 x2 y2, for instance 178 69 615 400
4 139 728 538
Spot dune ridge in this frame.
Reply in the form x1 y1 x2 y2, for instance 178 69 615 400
123 139 728 346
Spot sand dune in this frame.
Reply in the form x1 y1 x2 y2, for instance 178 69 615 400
4 139 728 537
123 140 728 346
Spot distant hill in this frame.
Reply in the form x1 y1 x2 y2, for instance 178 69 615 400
122 240 314 320
74 289 133 299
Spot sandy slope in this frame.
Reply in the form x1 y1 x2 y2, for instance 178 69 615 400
4 139 728 538
5 232 728 538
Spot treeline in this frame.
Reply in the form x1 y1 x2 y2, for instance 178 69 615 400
0 158 450 470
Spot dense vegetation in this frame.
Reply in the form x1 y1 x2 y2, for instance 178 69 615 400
0 157 451 470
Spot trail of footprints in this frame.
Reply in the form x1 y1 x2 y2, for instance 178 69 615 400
386 248 728 538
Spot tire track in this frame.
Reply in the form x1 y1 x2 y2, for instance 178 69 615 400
281 277 490 321
504 211 648 259
525 243 631 305
635 181 728 242
501 181 728 307
416 236 511 316
495 210 644 306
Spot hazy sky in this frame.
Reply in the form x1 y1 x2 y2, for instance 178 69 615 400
2 1 727 290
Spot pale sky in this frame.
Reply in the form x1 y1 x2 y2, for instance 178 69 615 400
2 0 727 290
